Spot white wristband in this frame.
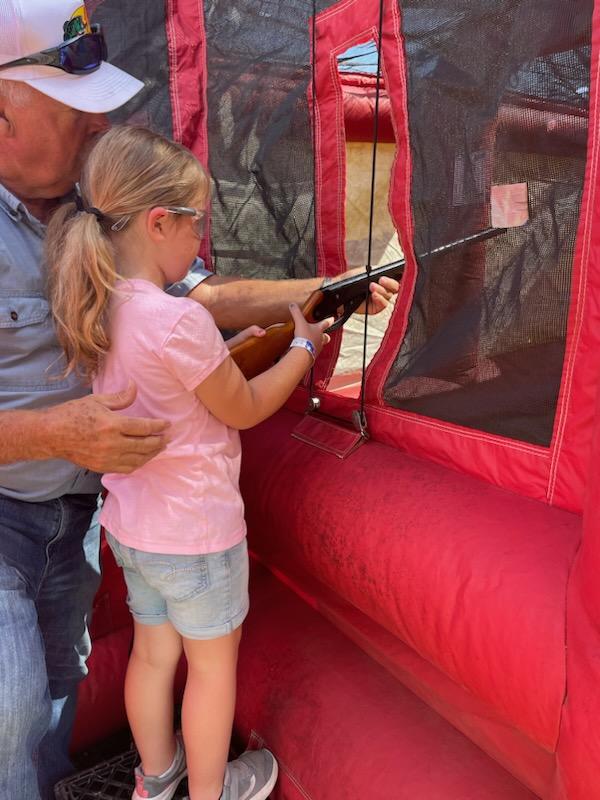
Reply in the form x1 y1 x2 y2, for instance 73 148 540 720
289 336 316 362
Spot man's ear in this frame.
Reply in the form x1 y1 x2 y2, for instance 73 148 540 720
0 102 10 138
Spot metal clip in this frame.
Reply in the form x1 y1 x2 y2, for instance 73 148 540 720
352 409 369 439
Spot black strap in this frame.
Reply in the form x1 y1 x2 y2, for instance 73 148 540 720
75 192 105 222
356 0 386 437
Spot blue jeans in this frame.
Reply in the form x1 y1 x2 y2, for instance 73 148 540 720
0 492 101 800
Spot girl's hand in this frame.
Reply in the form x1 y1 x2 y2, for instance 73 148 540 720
289 303 334 359
196 308 335 430
225 325 266 351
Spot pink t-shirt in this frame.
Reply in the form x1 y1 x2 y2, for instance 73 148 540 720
94 279 246 555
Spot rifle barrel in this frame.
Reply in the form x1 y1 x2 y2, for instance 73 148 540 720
313 226 506 321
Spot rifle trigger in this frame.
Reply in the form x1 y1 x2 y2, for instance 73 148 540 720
325 316 345 333
325 295 364 332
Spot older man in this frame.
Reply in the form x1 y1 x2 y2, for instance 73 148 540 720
0 2 397 799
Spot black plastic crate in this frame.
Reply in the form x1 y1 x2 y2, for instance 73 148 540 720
54 748 189 800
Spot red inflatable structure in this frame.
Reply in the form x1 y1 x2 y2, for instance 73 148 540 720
71 1 600 797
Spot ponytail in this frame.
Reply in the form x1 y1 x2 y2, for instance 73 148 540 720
46 198 118 382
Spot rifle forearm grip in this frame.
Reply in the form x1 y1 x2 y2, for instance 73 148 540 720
229 290 323 379
230 321 295 379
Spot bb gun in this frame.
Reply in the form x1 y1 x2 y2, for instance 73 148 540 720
230 226 507 379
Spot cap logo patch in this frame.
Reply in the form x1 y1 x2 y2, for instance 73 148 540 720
63 5 92 40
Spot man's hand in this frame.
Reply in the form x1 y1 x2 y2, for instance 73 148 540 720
333 267 399 315
48 382 170 474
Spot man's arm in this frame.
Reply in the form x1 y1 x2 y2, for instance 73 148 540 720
0 384 169 473
188 271 398 330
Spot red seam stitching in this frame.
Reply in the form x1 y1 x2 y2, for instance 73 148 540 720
547 41 600 501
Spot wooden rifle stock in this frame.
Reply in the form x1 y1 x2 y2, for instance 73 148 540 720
230 291 324 379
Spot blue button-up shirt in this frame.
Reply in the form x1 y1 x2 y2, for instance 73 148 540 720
0 184 212 501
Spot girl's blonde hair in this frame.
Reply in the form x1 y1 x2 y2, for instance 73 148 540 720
46 125 209 381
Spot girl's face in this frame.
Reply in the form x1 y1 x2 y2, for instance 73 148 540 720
158 196 207 284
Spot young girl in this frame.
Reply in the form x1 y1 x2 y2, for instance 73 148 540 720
46 125 332 800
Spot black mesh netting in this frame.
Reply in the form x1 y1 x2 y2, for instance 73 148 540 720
91 1 337 280
90 0 172 136
203 1 333 279
382 0 593 445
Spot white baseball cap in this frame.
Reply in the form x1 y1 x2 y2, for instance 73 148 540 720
0 0 144 112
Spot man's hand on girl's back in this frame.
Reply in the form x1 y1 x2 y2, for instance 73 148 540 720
48 381 170 474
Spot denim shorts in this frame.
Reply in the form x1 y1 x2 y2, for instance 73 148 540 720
105 532 249 640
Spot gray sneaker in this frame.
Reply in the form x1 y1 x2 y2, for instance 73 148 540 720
220 749 279 800
132 735 187 800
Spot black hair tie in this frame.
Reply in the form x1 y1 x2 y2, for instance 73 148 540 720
75 192 105 222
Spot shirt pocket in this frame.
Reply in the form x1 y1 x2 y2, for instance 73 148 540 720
0 296 72 390
0 296 48 327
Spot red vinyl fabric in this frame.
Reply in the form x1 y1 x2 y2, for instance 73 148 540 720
71 626 131 753
341 73 395 143
257 559 557 797
547 2 600 511
551 385 600 800
239 410 582 794
236 560 540 800
164 0 212 268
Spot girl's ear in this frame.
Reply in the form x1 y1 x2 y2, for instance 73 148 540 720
147 207 169 241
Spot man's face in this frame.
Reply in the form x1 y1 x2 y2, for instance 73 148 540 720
0 85 110 201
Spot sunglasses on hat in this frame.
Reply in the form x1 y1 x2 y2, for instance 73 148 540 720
0 24 107 76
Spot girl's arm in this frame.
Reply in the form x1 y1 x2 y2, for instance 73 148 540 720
194 304 332 430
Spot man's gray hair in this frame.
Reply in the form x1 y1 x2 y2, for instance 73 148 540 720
0 79 31 107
